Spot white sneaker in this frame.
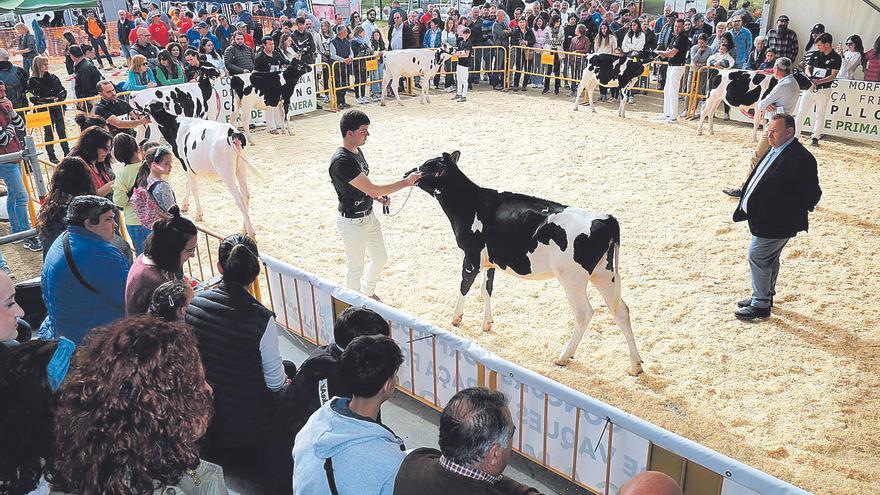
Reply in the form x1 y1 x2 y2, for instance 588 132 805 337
444 86 455 93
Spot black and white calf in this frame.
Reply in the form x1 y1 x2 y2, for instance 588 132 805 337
409 151 644 375
572 52 653 117
380 44 455 107
146 102 260 237
131 66 221 143
229 60 311 140
697 69 812 141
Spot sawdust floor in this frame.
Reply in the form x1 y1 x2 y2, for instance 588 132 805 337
167 88 879 494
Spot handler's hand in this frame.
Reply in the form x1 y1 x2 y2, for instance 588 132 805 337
403 171 421 186
377 195 391 206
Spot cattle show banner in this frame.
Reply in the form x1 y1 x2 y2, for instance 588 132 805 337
729 79 880 142
213 71 318 126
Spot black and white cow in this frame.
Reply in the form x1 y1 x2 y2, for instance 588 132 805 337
572 52 654 117
131 66 222 144
229 59 311 140
697 69 812 141
408 151 644 375
146 102 260 237
380 44 455 107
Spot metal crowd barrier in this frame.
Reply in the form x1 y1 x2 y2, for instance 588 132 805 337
258 255 809 495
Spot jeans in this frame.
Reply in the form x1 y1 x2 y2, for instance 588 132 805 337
0 162 31 234
90 37 114 66
334 62 349 105
43 107 69 160
22 57 33 75
126 223 151 255
336 212 387 296
120 43 131 61
371 63 384 95
543 53 560 92
748 236 790 308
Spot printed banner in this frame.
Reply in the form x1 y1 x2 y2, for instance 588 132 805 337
215 72 318 126
574 410 611 492
608 427 650 495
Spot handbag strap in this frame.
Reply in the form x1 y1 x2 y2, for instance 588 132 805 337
63 232 97 293
324 457 340 495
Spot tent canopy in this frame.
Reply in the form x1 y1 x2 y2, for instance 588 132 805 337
0 0 97 14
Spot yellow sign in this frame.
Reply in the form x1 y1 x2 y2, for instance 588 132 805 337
451 55 459 62
25 111 51 129
642 64 651 77
365 58 378 71
541 51 555 65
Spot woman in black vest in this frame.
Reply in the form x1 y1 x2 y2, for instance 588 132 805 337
186 233 295 492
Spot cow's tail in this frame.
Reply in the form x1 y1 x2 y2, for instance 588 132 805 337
232 131 264 180
605 215 622 313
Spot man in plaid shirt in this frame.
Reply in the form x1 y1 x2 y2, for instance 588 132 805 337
394 388 543 494
766 15 800 62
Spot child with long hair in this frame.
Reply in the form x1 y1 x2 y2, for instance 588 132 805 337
129 145 178 232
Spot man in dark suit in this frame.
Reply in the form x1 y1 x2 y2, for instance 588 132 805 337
732 113 821 320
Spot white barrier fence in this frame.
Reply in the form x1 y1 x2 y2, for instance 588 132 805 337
261 254 811 495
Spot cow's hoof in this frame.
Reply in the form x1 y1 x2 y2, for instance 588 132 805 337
181 204 190 213
629 362 644 376
553 357 571 367
195 214 204 222
573 107 579 112
380 102 386 107
452 315 463 326
482 321 492 332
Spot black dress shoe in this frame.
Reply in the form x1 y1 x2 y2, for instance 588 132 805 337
723 187 742 197
542 88 549 94
737 298 772 308
811 138 820 147
735 305 771 320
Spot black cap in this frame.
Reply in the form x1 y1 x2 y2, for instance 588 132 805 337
777 14 789 21
812 23 825 33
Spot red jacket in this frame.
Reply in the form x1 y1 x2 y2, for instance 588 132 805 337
149 22 169 47
128 27 138 46
179 18 193 35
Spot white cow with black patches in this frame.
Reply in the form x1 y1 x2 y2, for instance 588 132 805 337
697 69 812 141
408 151 644 375
572 52 653 118
131 66 221 144
380 44 455 106
145 102 261 237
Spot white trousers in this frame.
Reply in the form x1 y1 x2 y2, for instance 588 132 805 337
796 87 831 139
456 65 469 97
663 65 686 119
336 212 388 296
265 107 281 130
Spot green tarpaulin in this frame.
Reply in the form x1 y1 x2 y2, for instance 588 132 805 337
0 0 97 14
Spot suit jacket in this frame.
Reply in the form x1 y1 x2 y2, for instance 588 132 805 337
733 139 821 239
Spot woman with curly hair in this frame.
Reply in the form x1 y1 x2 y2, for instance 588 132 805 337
49 316 227 494
1 337 74 495
68 125 115 198
125 209 197 315
35 157 96 258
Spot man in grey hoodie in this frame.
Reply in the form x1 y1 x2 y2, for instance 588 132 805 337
293 335 406 494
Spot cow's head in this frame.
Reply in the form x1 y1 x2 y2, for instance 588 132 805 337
146 101 179 136
406 150 461 198
196 65 222 81
435 43 456 64
284 58 311 82
617 51 657 86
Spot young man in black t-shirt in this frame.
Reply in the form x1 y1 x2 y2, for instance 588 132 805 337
453 28 473 102
656 18 690 123
329 110 421 300
796 32 841 146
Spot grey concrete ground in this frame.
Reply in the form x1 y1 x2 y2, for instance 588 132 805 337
223 327 593 495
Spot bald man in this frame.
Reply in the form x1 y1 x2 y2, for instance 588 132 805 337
620 471 683 495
